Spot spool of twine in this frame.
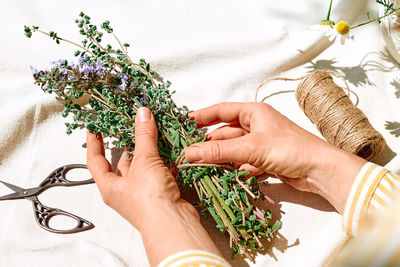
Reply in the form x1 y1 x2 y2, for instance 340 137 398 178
257 70 385 161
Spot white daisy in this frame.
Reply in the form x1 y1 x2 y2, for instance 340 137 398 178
309 20 352 45
330 21 352 45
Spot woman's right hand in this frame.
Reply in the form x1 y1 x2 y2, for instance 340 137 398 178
185 102 366 213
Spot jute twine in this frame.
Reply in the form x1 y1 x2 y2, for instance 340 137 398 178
256 70 385 161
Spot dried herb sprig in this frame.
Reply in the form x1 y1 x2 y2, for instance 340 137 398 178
24 12 281 260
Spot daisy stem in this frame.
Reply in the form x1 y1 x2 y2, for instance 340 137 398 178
350 7 400 29
326 0 333 20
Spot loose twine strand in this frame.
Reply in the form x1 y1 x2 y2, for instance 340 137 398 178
255 70 385 161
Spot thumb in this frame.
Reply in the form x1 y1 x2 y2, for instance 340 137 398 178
134 107 159 158
185 135 253 165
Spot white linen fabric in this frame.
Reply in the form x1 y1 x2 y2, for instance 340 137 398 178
0 0 399 266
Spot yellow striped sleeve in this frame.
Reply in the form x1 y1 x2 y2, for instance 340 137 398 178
329 188 400 266
157 250 231 267
343 162 400 236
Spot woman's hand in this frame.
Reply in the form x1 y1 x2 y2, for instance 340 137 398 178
185 102 366 213
86 107 195 228
87 107 221 266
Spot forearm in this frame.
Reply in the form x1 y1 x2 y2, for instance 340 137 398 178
306 142 367 214
137 200 223 266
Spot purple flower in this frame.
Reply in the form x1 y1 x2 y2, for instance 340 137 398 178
95 58 103 70
78 56 88 68
120 82 127 90
30 65 38 75
51 59 66 69
60 68 68 75
82 66 92 75
117 73 129 90
139 97 147 106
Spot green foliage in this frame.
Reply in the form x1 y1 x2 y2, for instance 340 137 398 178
377 0 395 15
25 12 280 260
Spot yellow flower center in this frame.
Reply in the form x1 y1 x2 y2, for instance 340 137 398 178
336 21 350 35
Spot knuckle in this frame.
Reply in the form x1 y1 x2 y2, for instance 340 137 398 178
134 126 156 137
134 152 161 165
209 141 223 162
258 102 272 110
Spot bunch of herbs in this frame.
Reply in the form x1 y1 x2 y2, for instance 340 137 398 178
24 12 281 260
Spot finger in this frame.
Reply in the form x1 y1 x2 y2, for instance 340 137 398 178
238 163 264 177
86 131 116 187
116 148 132 176
207 125 248 140
185 135 255 165
189 102 252 129
130 107 160 172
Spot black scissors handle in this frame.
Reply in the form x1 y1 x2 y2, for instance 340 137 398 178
31 196 94 234
38 164 94 189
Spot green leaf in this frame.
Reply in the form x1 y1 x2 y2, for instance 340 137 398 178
238 171 251 178
159 146 174 160
180 136 188 147
86 123 96 132
207 207 225 231
240 190 250 206
193 169 207 180
171 129 180 148
271 221 282 232
74 111 82 121
195 135 206 143
231 245 240 259
231 216 242 226
246 176 256 185
222 179 229 192
73 104 82 110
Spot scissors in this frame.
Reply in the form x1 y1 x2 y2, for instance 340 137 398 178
0 164 95 234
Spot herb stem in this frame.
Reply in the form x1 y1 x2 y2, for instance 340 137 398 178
326 0 333 20
201 179 240 240
113 35 160 91
235 176 256 199
32 28 92 56
350 7 400 29
233 185 246 227
203 175 250 241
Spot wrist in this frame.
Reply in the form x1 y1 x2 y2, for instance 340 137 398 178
135 200 222 266
306 143 367 213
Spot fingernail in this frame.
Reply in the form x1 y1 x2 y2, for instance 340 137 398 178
137 107 151 122
186 146 204 162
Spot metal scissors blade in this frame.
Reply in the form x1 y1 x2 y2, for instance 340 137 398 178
0 180 24 193
0 191 25 201
0 181 36 200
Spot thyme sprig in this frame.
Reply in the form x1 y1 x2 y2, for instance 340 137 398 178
24 12 281 260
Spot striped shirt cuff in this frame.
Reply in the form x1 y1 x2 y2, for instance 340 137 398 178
158 250 231 267
343 162 400 236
